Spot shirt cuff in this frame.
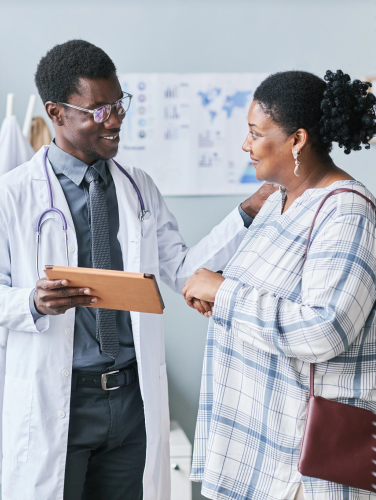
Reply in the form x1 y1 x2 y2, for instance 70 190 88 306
238 204 254 228
29 288 45 323
212 278 244 331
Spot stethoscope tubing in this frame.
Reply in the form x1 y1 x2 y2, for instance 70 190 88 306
112 159 145 213
36 146 147 279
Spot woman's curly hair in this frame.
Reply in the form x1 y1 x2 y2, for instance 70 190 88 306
254 70 376 156
320 70 376 154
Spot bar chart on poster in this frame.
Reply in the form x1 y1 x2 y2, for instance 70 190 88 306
117 73 268 195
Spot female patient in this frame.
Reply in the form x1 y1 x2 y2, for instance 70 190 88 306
183 70 376 500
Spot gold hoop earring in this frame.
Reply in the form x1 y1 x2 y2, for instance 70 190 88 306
293 150 301 177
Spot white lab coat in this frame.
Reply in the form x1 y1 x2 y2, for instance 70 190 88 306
0 146 247 500
0 114 34 486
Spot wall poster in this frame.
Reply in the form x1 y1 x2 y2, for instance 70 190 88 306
117 73 268 195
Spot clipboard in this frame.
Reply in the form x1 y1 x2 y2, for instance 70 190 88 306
44 265 165 314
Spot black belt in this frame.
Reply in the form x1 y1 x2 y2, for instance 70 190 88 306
74 363 138 391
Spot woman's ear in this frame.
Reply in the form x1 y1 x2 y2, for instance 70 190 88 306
292 128 308 152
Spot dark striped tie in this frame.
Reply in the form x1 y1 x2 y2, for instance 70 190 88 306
85 166 119 360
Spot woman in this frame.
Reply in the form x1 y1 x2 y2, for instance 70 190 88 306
183 70 376 500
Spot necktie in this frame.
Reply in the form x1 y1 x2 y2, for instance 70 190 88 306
84 166 119 359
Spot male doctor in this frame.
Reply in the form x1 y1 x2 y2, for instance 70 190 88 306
0 40 276 500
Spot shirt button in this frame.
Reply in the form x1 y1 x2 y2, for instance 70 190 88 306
57 411 65 419
62 369 70 377
65 327 71 335
68 244 75 252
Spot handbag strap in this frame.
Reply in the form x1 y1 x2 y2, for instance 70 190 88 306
302 188 376 397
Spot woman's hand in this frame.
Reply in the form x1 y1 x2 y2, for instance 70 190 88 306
190 298 214 318
182 268 225 317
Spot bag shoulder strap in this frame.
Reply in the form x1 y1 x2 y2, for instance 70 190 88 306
303 188 376 397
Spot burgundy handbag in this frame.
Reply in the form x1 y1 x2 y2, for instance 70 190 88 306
297 188 376 492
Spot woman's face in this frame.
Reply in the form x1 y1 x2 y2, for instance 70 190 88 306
242 100 295 185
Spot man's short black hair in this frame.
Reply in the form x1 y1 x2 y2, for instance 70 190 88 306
35 39 117 104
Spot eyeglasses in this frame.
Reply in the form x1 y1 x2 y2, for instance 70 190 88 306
59 91 133 123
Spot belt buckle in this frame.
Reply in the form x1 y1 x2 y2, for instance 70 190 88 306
101 370 120 391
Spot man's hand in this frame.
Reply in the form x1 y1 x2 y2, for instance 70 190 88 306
182 268 225 317
241 182 279 219
34 278 98 316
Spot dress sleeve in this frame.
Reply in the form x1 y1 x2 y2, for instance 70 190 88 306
212 211 376 363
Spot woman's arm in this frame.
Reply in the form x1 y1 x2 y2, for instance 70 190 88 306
184 212 376 363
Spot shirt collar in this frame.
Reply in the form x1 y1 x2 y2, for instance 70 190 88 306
47 141 108 186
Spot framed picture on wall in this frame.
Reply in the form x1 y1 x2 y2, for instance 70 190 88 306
364 75 376 143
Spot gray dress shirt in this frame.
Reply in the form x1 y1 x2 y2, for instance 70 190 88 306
30 141 253 372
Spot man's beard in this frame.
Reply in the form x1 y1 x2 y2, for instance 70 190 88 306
82 146 119 162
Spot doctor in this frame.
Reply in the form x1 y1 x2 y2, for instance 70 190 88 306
0 40 276 500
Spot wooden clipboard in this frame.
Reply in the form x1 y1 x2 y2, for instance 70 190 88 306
44 265 165 314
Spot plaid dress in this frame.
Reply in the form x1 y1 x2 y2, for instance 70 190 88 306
190 180 376 500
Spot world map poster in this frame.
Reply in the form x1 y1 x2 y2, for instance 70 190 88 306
117 73 268 195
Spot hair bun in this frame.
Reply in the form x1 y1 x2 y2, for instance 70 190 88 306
319 70 376 154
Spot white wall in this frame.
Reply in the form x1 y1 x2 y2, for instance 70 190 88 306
0 1 375 498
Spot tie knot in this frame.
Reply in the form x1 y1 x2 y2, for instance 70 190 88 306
85 166 100 184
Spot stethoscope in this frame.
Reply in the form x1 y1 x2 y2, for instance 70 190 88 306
36 146 150 279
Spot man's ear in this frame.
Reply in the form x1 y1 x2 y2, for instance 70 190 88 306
45 102 65 127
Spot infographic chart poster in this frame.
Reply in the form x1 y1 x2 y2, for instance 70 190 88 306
117 73 268 195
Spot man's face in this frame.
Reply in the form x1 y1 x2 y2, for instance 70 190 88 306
52 72 125 164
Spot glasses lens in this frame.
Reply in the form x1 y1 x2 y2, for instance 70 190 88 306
94 105 111 123
117 95 131 115
116 100 126 116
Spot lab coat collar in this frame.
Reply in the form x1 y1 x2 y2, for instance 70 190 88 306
29 146 76 237
28 146 49 180
107 157 142 257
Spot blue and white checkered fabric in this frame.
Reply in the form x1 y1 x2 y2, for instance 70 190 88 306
191 180 376 500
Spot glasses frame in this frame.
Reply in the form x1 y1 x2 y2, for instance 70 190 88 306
58 91 133 123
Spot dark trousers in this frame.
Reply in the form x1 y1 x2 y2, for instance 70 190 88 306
63 374 146 500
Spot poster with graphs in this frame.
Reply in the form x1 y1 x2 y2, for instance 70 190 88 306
117 73 268 195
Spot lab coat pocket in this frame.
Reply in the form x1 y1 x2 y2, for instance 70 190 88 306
140 214 159 268
3 375 32 462
159 363 170 443
140 213 155 237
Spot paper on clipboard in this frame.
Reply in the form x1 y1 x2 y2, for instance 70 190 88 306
44 265 165 314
